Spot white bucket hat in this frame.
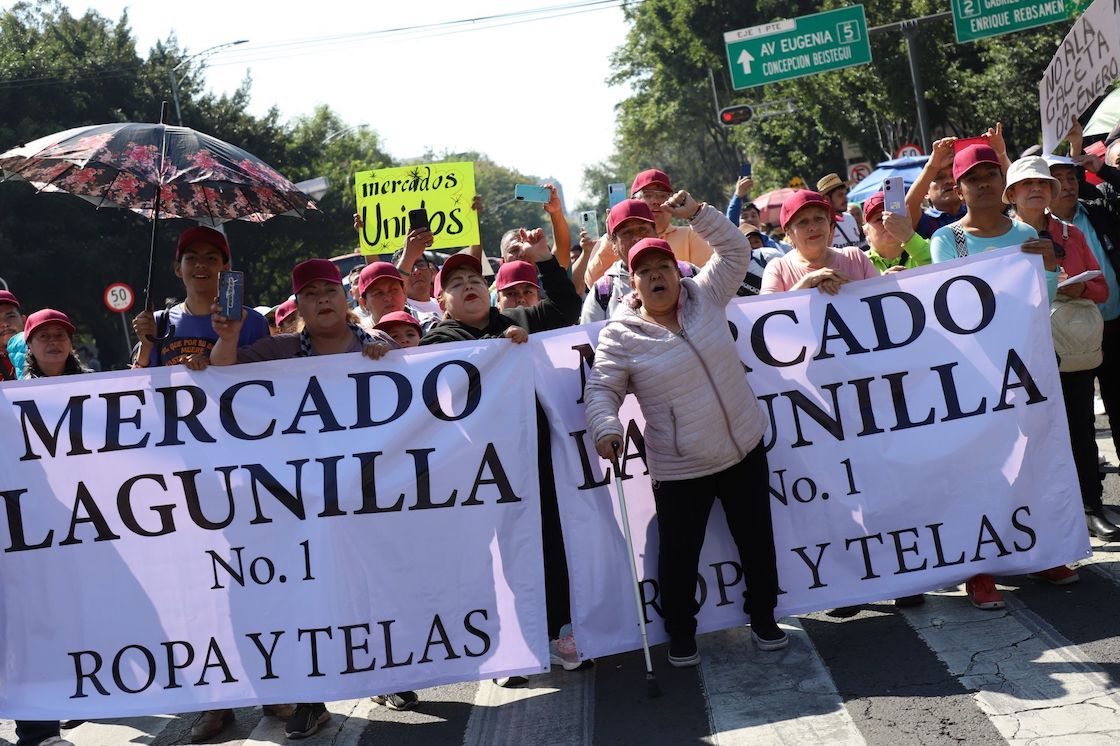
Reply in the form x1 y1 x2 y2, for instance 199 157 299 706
1002 156 1060 204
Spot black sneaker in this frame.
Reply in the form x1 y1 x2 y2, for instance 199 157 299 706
750 614 789 651
894 594 926 608
370 691 420 711
493 676 529 687
285 703 329 740
668 636 700 667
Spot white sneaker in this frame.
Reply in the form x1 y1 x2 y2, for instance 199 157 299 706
550 633 582 671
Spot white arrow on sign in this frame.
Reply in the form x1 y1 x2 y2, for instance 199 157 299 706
738 49 755 75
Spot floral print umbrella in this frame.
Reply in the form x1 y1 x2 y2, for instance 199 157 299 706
0 121 319 225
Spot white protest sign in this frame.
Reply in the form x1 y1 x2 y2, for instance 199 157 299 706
533 249 1090 661
1040 0 1120 154
0 342 546 719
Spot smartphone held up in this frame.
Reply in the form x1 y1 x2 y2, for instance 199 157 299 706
218 270 244 320
514 184 552 204
578 210 600 239
882 176 906 216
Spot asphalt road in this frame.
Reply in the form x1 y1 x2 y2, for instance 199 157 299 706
4 416 1120 746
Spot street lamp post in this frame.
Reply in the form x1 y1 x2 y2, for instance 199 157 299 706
169 39 249 126
323 124 369 144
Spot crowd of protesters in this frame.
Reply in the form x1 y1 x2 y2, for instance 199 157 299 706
3 119 1120 744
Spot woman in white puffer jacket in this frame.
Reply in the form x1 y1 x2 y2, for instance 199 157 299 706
585 190 786 668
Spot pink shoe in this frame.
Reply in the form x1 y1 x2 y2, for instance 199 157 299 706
550 633 581 671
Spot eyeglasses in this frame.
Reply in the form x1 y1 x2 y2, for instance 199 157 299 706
635 189 671 203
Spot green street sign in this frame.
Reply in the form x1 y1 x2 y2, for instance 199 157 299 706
723 5 872 90
951 0 1072 43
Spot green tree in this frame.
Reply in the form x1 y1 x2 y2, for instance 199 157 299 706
589 0 1080 210
0 2 578 369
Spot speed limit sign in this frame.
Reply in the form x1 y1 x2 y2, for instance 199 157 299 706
104 283 135 313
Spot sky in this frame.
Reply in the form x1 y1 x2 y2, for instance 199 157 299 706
61 0 634 207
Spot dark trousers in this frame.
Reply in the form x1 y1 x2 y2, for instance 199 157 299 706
651 443 779 641
15 721 59 746
1096 319 1120 456
537 404 572 639
1061 369 1104 511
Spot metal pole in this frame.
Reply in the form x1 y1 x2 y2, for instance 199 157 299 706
708 67 721 119
902 21 932 153
119 311 132 355
169 71 183 126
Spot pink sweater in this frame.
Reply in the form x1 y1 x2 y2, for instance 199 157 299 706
761 246 879 294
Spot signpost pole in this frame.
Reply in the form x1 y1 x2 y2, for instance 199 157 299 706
119 312 132 356
902 20 932 153
708 67 722 120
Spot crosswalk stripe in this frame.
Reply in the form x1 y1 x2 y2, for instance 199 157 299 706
697 621 866 745
242 706 288 744
461 668 595 746
64 713 175 745
900 587 1120 743
325 699 379 746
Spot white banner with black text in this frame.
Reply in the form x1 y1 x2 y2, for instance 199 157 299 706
533 249 1092 661
0 341 546 718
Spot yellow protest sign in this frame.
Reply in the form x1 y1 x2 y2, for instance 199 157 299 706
354 162 479 255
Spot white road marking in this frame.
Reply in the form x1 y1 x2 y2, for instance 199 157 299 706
697 622 866 745
902 588 1120 743
461 668 594 746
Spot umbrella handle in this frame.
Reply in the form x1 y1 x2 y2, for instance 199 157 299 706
142 102 171 323
142 300 176 345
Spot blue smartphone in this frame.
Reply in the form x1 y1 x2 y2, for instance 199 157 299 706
218 270 244 320
514 184 552 203
740 161 752 177
607 182 627 208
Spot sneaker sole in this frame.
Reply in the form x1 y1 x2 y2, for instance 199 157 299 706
286 711 330 740
751 630 789 651
1028 573 1080 586
969 597 1006 610
493 676 529 687
550 653 584 671
667 651 700 667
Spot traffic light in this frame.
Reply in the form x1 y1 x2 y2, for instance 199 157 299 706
719 105 753 126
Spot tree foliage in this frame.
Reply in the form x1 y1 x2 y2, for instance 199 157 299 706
0 1 559 369
584 0 1081 208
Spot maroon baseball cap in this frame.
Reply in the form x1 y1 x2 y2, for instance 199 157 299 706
495 260 540 291
607 199 656 235
627 237 675 271
862 191 886 221
291 258 342 295
630 169 672 196
274 298 298 327
374 310 422 333
779 190 836 230
24 309 75 340
953 144 1002 183
434 253 484 296
358 261 404 297
176 225 230 261
0 290 21 309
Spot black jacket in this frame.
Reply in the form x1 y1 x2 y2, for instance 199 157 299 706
420 257 580 345
1076 163 1120 276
